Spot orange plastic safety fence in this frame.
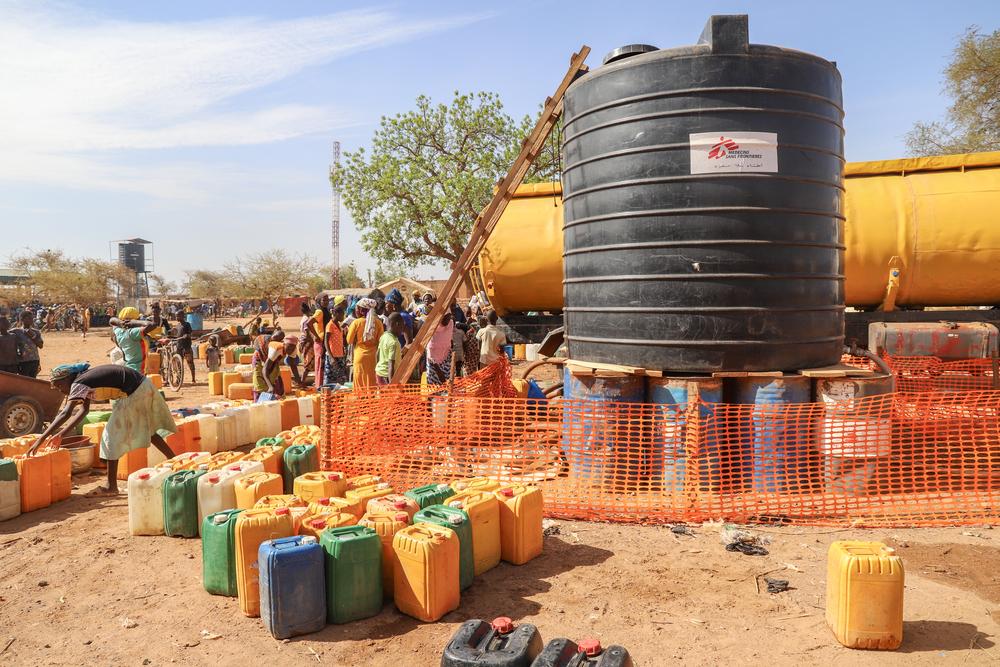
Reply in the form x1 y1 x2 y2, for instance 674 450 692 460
321 359 1000 527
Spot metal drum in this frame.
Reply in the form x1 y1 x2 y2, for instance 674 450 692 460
562 14 845 371
646 376 723 491
730 375 814 492
562 370 645 483
816 374 894 495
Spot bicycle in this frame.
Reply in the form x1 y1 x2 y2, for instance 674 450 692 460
157 338 185 391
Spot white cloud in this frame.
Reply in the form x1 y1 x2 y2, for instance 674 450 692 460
0 2 481 196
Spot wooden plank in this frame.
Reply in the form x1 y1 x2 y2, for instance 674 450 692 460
565 359 645 376
711 370 784 378
391 47 591 383
799 364 876 378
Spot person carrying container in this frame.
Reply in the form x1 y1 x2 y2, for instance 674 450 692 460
29 363 176 496
109 303 162 373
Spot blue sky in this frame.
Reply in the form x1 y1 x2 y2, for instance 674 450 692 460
2 0 998 284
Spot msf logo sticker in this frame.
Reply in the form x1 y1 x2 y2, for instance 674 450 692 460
707 136 739 160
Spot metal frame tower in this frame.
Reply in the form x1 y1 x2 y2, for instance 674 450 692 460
330 140 341 289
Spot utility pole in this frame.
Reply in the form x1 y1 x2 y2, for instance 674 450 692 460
330 140 341 289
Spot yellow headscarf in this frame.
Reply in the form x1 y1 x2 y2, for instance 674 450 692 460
118 306 140 320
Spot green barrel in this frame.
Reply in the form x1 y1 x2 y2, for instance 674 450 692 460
404 483 455 509
256 437 286 449
162 469 207 538
202 509 243 596
319 525 383 623
282 444 319 494
0 458 17 482
414 504 474 591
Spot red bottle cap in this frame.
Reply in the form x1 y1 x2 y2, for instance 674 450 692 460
228 465 241 471
328 473 341 481
491 617 514 634
138 472 150 480
394 513 409 522
499 488 514 497
208 475 220 483
578 638 602 657
393 500 408 509
275 507 290 516
317 498 330 506
310 518 326 528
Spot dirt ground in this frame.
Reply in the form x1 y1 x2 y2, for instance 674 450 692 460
1 325 997 665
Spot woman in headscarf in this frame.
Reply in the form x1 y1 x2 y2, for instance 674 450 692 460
345 297 383 389
108 303 162 373
304 293 330 390
425 311 455 384
251 331 299 400
323 296 349 385
29 362 176 495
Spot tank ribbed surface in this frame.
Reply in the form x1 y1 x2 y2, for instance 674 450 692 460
562 15 845 371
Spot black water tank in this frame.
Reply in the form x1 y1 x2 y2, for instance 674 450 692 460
562 15 845 372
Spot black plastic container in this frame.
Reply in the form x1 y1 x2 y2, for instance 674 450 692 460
562 14 845 372
530 638 632 667
442 617 543 667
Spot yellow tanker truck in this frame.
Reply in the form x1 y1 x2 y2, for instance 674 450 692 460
474 151 1000 352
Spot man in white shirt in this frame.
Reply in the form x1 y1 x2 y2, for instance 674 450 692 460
475 310 507 366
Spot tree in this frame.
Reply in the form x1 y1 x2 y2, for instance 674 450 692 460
183 270 228 300
149 274 177 298
907 27 1000 156
222 250 322 315
9 249 133 304
373 261 413 286
336 91 560 270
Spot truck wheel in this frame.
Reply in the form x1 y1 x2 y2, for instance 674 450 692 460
0 396 44 438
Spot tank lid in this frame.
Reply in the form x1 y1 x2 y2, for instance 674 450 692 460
394 512 409 522
697 14 749 55
393 500 408 509
448 500 464 509
138 472 150 480
275 507 290 516
499 487 515 498
578 638 602 656
301 535 317 544
491 617 514 634
317 498 330 505
436 484 450 491
448 515 463 525
327 473 341 481
310 518 326 528
208 474 220 483
602 43 658 65
212 514 228 524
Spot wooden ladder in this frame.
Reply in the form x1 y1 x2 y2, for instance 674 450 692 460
391 46 591 383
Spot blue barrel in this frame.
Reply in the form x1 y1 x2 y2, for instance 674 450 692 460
562 369 645 482
647 377 723 491
186 311 204 332
503 344 514 360
730 376 813 493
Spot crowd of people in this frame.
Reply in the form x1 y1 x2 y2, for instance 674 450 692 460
293 287 509 392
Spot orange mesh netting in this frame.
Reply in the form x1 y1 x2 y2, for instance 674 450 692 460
321 357 1000 527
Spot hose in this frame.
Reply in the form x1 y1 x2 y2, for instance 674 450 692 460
519 356 567 381
845 344 893 376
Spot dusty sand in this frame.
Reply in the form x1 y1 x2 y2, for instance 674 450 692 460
0 324 996 665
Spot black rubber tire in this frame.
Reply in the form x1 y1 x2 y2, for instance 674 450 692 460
0 395 44 438
168 354 185 391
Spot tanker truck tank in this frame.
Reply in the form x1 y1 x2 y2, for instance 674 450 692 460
475 150 1000 348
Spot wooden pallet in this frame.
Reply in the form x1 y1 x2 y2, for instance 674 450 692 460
565 359 875 379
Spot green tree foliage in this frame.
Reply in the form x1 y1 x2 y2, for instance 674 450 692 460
372 261 413 286
336 91 560 269
183 270 228 300
222 250 322 314
907 27 1000 156
9 249 133 304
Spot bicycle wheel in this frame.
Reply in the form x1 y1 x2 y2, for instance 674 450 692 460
168 353 185 390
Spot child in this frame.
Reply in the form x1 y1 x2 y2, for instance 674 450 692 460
205 336 221 373
452 322 468 377
375 313 404 385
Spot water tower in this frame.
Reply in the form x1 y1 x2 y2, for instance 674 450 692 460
111 238 154 300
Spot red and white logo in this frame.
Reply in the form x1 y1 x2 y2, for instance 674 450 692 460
707 136 739 160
